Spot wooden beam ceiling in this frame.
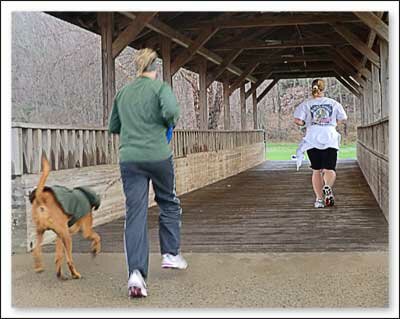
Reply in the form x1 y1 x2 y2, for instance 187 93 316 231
180 14 360 29
120 12 258 83
212 38 346 51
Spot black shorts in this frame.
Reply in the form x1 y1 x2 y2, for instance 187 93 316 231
307 148 337 171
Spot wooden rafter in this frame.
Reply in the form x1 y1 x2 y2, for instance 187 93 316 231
181 14 360 29
271 71 337 80
334 74 361 97
238 54 332 65
353 12 388 42
212 38 346 51
206 49 243 87
245 72 272 99
257 79 279 103
171 26 219 75
331 53 366 87
360 12 385 71
331 23 380 67
119 13 257 83
229 62 260 94
112 12 157 59
335 47 371 78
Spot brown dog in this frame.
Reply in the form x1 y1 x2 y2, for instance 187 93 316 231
30 156 101 279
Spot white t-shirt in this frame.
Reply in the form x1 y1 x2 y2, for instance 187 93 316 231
294 96 348 150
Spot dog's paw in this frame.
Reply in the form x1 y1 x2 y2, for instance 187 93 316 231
34 266 44 273
71 272 81 279
56 272 67 280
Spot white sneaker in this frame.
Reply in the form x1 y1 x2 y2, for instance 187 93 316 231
161 253 188 269
314 199 325 208
128 269 147 298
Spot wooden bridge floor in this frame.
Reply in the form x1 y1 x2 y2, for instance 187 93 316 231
53 160 388 253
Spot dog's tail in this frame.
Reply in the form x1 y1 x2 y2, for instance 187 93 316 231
35 155 50 204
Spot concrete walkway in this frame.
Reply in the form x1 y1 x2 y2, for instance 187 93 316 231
12 252 388 308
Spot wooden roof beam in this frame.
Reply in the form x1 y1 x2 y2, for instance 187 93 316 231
331 53 367 87
353 12 388 42
335 47 371 78
212 39 345 51
270 71 337 80
334 73 361 97
119 12 257 83
171 26 219 75
359 12 384 75
256 78 279 104
331 22 380 68
182 14 360 29
229 62 260 94
245 72 272 99
112 12 157 59
206 48 243 87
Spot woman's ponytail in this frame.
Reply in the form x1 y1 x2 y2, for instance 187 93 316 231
311 79 325 97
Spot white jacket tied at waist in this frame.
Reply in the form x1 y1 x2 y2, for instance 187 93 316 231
296 125 341 171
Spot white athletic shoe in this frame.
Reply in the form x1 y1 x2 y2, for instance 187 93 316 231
161 253 188 269
128 269 147 298
314 199 325 208
322 185 335 207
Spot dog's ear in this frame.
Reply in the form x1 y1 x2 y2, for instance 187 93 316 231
28 188 37 203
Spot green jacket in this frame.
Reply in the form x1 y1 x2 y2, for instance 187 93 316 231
108 76 180 162
29 186 100 227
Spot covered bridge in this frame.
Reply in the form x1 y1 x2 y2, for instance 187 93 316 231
11 11 389 253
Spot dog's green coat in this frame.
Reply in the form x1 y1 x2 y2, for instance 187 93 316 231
29 186 100 227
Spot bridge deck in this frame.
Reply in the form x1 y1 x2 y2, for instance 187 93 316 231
53 160 388 253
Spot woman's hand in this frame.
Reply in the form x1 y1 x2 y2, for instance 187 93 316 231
294 118 305 126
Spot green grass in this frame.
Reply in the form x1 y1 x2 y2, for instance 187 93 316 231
266 143 356 161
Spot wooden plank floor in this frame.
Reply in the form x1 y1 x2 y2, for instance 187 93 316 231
46 160 388 253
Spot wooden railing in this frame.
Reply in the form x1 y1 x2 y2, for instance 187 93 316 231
11 122 265 175
357 116 389 161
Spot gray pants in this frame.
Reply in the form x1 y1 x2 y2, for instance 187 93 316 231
120 156 181 279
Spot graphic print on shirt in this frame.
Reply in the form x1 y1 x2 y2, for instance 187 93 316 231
310 104 333 125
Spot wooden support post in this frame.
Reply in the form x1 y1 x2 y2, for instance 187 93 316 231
199 59 208 130
240 84 246 130
371 64 382 122
379 39 389 118
161 36 172 87
223 78 231 130
98 13 115 127
252 84 258 129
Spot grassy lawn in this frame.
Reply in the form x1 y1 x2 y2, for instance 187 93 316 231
266 143 356 161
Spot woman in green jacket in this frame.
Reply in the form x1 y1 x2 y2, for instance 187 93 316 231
109 48 187 298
